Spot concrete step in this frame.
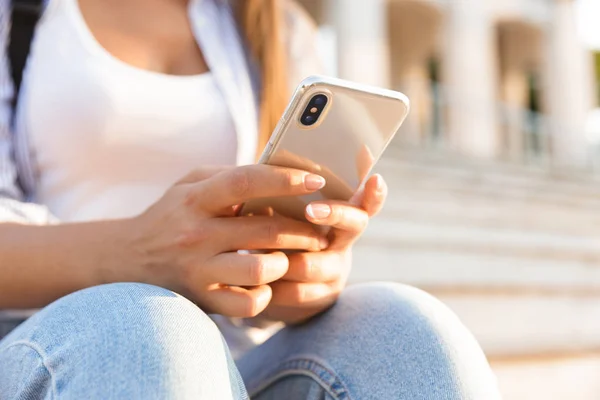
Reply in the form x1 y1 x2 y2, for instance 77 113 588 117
375 160 600 211
436 293 600 356
383 144 600 189
348 263 600 354
352 229 600 288
352 221 600 355
359 217 600 262
376 193 600 236
361 147 600 398
371 163 600 236
350 231 600 354
492 355 600 400
377 146 600 204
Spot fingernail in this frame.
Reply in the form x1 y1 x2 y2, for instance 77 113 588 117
304 174 326 191
319 237 329 249
306 204 331 219
375 174 385 194
257 288 272 308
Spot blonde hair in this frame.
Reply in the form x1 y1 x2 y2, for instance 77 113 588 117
237 0 289 156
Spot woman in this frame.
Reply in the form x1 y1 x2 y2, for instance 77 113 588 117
0 0 502 398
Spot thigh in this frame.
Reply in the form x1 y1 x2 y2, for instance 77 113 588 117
238 282 501 400
0 283 248 400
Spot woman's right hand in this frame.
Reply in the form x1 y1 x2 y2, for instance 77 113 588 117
111 165 328 318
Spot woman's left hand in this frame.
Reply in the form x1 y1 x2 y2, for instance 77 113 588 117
259 174 388 324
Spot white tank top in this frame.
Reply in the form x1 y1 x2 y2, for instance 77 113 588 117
17 0 241 222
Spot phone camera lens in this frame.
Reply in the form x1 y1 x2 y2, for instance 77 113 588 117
300 93 328 126
314 95 327 106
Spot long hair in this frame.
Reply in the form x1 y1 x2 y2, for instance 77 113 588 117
237 0 289 156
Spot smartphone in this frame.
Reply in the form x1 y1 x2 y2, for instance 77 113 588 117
240 75 410 222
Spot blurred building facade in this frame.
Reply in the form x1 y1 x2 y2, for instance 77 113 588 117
297 0 597 169
296 2 600 398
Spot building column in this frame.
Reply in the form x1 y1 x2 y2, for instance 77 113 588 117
500 69 529 158
442 1 499 158
496 23 546 161
544 0 595 168
398 65 433 145
324 0 391 88
388 2 444 146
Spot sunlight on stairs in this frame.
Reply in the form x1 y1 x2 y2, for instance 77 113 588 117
492 355 600 400
352 147 600 399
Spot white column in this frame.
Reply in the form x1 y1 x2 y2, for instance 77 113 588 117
544 0 595 168
442 1 499 158
501 69 529 159
325 0 391 88
399 64 433 145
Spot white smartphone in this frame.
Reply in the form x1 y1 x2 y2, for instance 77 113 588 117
240 75 410 221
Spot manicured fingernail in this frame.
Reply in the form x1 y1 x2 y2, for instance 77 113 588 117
319 237 329 249
304 174 326 191
257 289 272 308
306 204 331 219
375 174 385 194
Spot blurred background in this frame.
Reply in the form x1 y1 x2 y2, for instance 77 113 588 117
295 0 600 398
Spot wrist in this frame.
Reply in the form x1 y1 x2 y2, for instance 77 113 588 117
89 217 143 286
0 218 145 309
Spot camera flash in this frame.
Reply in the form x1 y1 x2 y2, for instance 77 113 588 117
310 107 318 113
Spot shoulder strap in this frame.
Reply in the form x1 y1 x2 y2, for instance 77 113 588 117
8 0 43 108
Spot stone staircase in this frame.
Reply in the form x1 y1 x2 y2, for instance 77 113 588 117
350 146 600 399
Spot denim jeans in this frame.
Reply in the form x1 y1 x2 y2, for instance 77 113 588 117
0 282 502 399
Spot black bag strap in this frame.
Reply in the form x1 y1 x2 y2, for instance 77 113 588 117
8 0 43 108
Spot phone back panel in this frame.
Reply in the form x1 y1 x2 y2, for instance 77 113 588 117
242 76 410 221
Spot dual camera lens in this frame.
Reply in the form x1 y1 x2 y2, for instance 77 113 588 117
300 94 328 126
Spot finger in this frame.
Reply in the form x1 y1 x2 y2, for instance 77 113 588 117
260 304 333 325
188 165 326 215
305 201 369 235
175 166 234 185
247 206 274 217
361 174 387 217
201 284 272 318
212 216 329 252
269 281 337 308
284 251 343 283
204 252 289 286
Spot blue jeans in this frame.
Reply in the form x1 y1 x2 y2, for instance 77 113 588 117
0 283 501 399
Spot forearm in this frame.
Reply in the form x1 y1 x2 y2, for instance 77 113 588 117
0 219 134 309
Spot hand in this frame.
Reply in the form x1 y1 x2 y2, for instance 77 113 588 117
259 174 388 324
109 165 329 318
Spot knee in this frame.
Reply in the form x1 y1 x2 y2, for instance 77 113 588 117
32 283 220 349
332 282 484 358
340 282 459 326
324 283 499 398
21 283 229 385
